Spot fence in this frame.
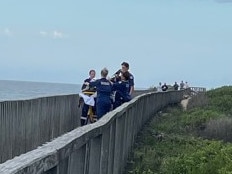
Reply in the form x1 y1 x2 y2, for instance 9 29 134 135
190 87 206 93
0 89 152 164
0 94 80 164
0 89 190 174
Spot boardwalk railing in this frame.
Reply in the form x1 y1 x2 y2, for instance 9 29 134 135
0 90 151 164
0 89 190 174
0 94 80 164
190 87 206 93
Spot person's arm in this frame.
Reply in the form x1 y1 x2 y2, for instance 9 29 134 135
81 84 86 90
112 82 121 91
129 86 134 96
88 80 99 88
81 79 88 90
129 74 134 95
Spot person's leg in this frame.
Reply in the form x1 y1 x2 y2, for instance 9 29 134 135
96 104 104 119
81 104 89 126
92 98 97 115
105 102 111 113
97 102 111 119
113 99 121 109
113 92 122 109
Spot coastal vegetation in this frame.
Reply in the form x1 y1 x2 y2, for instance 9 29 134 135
125 86 232 174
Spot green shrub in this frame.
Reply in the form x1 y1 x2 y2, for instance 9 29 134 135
161 141 232 174
125 87 232 174
180 109 221 130
202 117 232 142
207 86 232 114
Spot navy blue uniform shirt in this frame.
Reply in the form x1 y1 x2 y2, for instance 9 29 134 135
89 78 112 103
81 78 92 90
89 78 112 118
115 72 134 93
82 78 96 91
128 72 134 89
112 80 131 102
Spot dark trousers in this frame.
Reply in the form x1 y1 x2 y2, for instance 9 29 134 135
96 102 111 119
81 104 89 126
81 102 96 126
113 99 123 109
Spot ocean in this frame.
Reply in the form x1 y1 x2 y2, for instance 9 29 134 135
0 80 81 102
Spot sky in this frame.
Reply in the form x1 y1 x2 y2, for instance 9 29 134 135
0 0 232 89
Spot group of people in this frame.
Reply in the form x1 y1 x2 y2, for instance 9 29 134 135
156 81 189 92
80 62 134 126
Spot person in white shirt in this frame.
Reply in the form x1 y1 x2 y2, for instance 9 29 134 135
180 80 185 90
157 82 162 92
184 81 189 89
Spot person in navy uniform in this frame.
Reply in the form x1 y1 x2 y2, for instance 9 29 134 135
80 69 96 126
112 71 131 109
120 62 134 96
86 68 112 119
81 69 96 90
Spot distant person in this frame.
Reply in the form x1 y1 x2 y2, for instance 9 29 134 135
112 71 131 109
173 82 179 90
157 82 162 92
80 69 96 126
86 68 112 119
180 80 185 90
185 81 189 89
162 83 168 92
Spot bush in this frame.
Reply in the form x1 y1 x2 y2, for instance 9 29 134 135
161 140 232 174
187 92 208 110
125 87 232 174
207 86 232 114
180 109 221 130
202 117 232 142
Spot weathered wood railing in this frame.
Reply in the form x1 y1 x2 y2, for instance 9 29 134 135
0 90 150 164
0 95 80 164
190 87 206 93
0 89 190 174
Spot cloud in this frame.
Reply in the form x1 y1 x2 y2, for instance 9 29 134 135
39 31 48 37
39 30 68 39
53 30 64 39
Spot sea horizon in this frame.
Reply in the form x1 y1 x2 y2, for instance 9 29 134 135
0 80 82 102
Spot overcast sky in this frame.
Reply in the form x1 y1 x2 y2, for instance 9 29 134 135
0 0 231 89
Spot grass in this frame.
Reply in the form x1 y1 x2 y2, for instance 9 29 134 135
125 86 232 174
